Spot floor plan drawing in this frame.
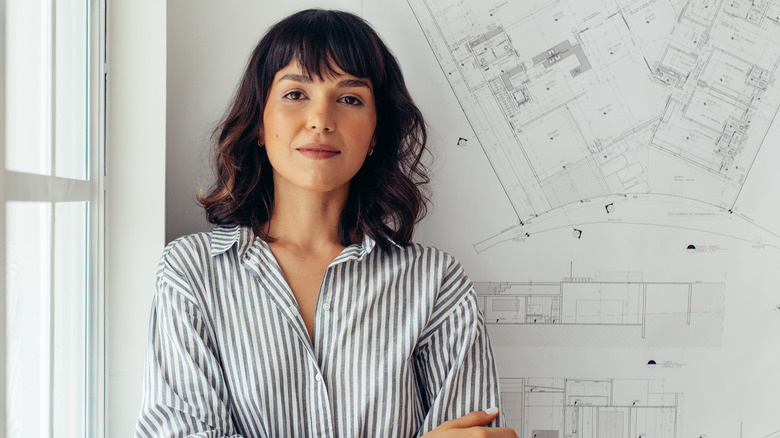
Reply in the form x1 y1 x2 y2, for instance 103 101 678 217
400 0 780 435
500 377 680 438
408 0 780 245
475 275 724 347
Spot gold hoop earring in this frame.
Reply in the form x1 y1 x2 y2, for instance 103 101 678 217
368 148 374 156
257 138 264 147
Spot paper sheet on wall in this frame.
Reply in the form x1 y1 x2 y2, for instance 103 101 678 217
401 0 780 436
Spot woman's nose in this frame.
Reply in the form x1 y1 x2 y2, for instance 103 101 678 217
307 100 335 132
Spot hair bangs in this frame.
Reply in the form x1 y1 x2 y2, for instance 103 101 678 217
267 10 386 86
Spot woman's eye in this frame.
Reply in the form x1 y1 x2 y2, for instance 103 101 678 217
340 95 363 106
283 91 305 100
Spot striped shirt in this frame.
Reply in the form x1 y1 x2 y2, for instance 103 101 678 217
135 225 502 437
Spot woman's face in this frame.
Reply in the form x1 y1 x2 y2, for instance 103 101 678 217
260 61 377 197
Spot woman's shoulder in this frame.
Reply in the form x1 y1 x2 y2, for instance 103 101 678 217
164 225 246 255
158 225 248 275
155 226 253 302
387 242 479 314
382 240 463 271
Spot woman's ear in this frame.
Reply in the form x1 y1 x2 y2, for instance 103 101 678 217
367 132 377 156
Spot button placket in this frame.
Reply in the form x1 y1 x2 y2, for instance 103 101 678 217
314 268 332 362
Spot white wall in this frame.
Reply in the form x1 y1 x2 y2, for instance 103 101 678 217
106 0 166 435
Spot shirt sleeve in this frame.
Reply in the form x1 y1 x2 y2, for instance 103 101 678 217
135 245 244 438
413 254 503 436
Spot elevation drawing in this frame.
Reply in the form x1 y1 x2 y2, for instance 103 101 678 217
500 378 681 438
475 274 724 347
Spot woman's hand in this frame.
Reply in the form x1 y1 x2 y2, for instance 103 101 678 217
421 408 518 437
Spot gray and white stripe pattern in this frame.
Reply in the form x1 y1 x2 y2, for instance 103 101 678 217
136 225 501 437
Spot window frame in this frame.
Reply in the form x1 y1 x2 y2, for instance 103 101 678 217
0 0 107 435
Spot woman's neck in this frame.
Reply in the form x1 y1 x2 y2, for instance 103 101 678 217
266 179 350 255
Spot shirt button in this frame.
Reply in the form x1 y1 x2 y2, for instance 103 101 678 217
315 374 322 382
322 303 331 311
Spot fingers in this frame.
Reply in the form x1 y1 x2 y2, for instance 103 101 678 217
423 408 518 437
440 407 500 429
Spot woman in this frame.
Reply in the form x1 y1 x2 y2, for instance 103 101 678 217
136 9 515 438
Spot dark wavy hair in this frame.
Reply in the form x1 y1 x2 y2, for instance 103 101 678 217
198 9 429 250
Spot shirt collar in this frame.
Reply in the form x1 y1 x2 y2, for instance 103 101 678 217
331 232 376 264
209 225 383 261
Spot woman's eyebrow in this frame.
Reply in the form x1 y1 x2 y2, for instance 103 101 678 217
278 73 312 83
277 73 371 90
337 78 371 89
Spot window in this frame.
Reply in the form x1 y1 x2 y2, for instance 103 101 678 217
2 0 105 436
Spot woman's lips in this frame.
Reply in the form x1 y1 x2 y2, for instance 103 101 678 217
297 143 341 159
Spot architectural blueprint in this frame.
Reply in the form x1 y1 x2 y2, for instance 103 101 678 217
398 0 780 436
409 0 780 245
